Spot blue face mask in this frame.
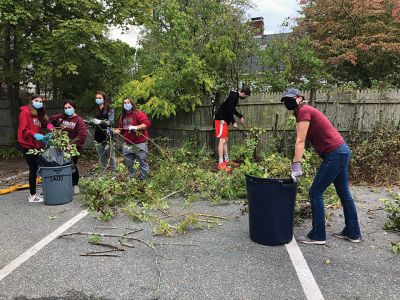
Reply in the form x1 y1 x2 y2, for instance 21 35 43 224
32 101 43 110
124 103 133 111
64 107 75 116
95 98 104 105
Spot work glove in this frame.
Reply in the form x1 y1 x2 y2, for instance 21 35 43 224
106 127 113 135
44 133 53 140
34 133 45 142
92 118 102 125
290 161 302 182
128 125 138 132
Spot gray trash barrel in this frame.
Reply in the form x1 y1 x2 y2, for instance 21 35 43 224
38 164 73 205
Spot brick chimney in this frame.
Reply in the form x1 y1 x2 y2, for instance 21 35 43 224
250 17 265 36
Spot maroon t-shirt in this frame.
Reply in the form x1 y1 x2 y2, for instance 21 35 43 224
296 104 344 156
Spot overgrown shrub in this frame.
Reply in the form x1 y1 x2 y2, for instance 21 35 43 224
348 120 400 185
383 193 400 232
80 138 341 234
0 146 21 159
382 192 400 254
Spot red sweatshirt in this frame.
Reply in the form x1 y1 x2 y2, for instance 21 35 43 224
118 110 151 144
49 114 87 153
18 106 45 150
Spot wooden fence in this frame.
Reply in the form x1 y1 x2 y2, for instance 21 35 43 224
149 89 400 151
1 89 400 151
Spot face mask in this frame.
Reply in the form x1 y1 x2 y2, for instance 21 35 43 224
64 107 75 116
239 95 247 99
95 98 104 105
284 98 299 110
32 101 43 110
124 103 133 111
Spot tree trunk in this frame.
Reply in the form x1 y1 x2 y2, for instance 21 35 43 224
52 72 58 101
4 22 21 144
309 87 317 106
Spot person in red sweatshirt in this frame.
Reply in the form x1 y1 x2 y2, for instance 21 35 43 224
114 98 151 180
49 100 87 194
18 94 54 203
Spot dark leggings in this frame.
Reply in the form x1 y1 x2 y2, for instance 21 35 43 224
19 147 39 195
72 156 79 186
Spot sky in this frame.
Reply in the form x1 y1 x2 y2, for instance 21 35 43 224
249 0 301 34
109 0 301 47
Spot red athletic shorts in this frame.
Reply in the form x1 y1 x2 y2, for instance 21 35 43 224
214 120 228 138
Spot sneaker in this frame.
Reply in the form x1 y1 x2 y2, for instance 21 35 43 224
217 161 232 172
73 185 80 195
28 194 44 203
296 235 326 245
333 232 362 243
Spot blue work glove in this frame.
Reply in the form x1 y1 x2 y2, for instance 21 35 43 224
290 161 302 182
33 133 45 142
128 125 138 132
45 133 53 140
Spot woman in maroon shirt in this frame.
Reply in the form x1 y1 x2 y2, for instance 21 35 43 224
49 100 87 194
281 88 361 245
114 98 151 180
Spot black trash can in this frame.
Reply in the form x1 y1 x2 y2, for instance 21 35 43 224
245 174 296 246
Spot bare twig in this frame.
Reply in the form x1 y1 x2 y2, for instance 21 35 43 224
89 241 125 251
122 228 144 236
94 226 118 230
119 239 135 248
196 213 228 220
59 231 143 240
127 237 162 298
196 218 220 224
161 189 183 200
80 253 121 257
158 208 173 217
85 249 123 255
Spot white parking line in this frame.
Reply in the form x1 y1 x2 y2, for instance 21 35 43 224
285 238 325 300
0 209 89 282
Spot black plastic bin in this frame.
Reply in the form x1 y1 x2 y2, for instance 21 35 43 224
245 174 296 246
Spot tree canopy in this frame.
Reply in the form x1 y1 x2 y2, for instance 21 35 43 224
297 0 400 87
117 0 257 118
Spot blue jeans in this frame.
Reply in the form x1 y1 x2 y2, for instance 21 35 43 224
308 143 361 241
95 142 116 172
122 143 149 180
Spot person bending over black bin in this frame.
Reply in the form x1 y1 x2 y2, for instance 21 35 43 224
281 88 362 245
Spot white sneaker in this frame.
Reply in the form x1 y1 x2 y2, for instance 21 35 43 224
28 194 44 203
73 185 80 195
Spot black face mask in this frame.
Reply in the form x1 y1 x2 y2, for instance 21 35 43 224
239 95 247 99
284 98 299 110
